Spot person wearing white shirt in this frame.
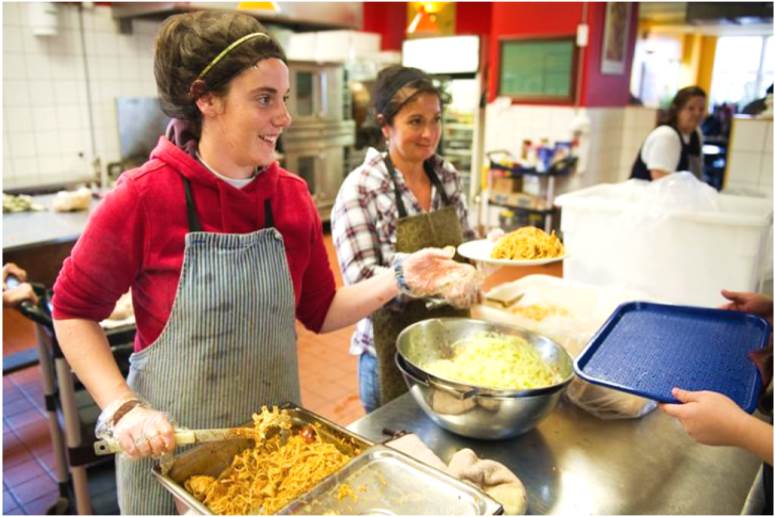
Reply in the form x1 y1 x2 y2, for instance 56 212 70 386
631 86 707 181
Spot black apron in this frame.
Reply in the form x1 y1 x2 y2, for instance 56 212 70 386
371 155 469 406
630 125 702 180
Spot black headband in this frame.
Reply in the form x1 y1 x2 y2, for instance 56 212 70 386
375 68 429 116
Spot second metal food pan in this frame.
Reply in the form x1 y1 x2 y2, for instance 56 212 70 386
279 445 503 515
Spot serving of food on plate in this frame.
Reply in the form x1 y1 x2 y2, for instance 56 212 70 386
458 226 565 267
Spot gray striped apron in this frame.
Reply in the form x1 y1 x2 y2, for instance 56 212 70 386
116 176 299 514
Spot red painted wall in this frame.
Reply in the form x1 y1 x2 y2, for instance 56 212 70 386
486 2 636 107
360 2 636 108
455 2 492 37
580 3 639 107
487 2 583 103
362 2 407 51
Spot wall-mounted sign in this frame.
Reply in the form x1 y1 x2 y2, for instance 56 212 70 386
601 2 632 75
498 36 577 103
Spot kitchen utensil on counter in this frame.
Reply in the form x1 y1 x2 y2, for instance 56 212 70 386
424 296 449 310
484 290 524 309
575 301 772 413
395 318 574 439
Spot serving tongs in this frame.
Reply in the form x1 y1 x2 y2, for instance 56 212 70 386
93 425 288 456
483 290 524 309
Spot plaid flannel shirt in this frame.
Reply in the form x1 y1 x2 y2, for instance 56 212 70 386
331 147 478 357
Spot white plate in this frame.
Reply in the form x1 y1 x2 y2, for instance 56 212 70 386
457 239 565 267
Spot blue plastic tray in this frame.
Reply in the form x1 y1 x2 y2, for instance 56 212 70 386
574 301 771 413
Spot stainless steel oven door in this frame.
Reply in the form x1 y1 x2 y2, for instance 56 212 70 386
287 62 345 124
283 144 345 222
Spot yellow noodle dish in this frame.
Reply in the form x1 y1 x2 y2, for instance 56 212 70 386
184 407 353 515
491 226 564 260
417 331 563 390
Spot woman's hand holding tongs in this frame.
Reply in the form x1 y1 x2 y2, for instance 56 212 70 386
95 393 176 459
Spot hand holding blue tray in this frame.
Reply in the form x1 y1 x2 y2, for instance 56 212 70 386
574 301 771 413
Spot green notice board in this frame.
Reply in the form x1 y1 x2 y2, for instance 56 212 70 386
499 38 575 101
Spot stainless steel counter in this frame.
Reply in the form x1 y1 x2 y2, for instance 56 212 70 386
3 194 98 252
347 393 761 515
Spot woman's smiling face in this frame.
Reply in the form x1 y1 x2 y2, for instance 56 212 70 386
383 92 442 165
200 58 292 168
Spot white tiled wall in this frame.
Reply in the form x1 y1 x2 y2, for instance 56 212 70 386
482 101 656 195
725 116 773 198
3 3 160 190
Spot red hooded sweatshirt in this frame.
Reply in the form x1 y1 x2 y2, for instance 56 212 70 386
52 136 337 352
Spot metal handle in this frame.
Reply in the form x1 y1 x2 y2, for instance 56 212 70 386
318 70 328 118
94 430 198 456
94 437 122 455
424 297 450 310
426 377 480 400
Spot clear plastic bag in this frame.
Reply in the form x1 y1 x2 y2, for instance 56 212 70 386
566 380 657 420
641 172 721 214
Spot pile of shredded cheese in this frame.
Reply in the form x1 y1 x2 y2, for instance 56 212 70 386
419 332 562 390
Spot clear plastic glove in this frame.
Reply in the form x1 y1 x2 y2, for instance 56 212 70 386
95 394 175 459
400 247 484 308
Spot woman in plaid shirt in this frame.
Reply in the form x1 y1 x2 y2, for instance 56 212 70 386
332 66 480 413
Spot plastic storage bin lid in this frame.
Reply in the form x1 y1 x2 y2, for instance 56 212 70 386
574 301 771 413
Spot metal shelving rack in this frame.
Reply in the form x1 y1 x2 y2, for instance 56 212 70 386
483 151 577 233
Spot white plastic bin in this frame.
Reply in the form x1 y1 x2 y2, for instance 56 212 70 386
555 181 773 307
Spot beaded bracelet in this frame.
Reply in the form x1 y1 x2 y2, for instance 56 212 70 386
393 256 413 295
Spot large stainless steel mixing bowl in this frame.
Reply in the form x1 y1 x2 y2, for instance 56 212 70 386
395 318 574 439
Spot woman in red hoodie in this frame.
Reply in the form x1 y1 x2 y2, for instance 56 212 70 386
52 11 480 514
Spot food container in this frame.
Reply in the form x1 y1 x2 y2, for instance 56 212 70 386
395 318 574 439
152 402 502 515
282 446 502 515
152 403 371 515
555 181 773 307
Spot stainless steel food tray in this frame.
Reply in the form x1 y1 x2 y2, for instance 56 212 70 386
151 402 372 515
279 445 503 515
152 402 502 515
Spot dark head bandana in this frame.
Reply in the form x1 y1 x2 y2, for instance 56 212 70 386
374 67 430 119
